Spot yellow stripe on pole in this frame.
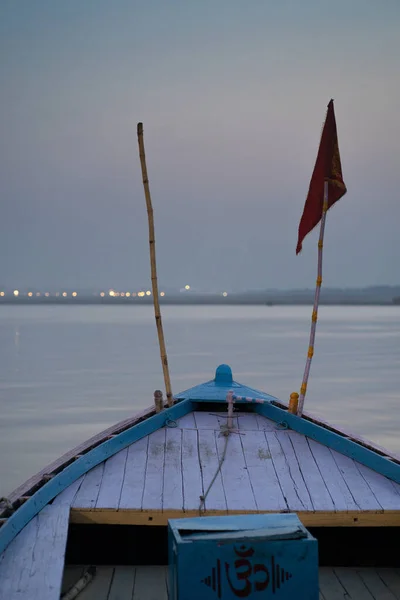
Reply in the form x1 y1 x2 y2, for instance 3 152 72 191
297 180 329 416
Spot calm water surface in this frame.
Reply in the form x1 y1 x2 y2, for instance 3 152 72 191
0 305 399 497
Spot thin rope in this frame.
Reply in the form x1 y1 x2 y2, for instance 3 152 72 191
199 431 230 514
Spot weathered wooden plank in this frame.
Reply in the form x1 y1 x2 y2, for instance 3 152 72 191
266 431 313 511
0 517 38 600
240 430 287 511
236 412 260 431
119 437 149 510
319 567 347 599
61 566 85 595
308 441 359 511
377 568 400 598
96 448 128 509
176 413 196 429
216 432 257 511
16 504 70 600
358 568 398 599
142 429 166 511
73 464 104 509
108 566 136 600
181 429 203 511
53 476 84 507
289 432 335 511
331 451 383 511
334 567 375 599
133 565 167 600
197 429 227 511
357 464 400 510
255 414 277 431
194 412 221 429
163 428 183 511
78 566 114 600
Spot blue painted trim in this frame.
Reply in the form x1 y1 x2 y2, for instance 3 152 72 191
254 403 400 484
0 399 193 556
174 364 277 403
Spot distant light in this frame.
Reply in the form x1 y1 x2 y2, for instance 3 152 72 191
120 292 125 297
100 292 105 297
138 291 145 297
109 290 115 297
62 292 67 297
13 290 19 297
45 292 50 297
184 285 191 290
125 292 131 297
36 292 41 297
0 292 4 297
222 292 228 297
72 292 77 297
27 292 33 297
146 290 151 296
160 291 165 297
131 292 137 297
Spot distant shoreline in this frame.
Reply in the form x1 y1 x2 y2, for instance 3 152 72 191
0 298 398 306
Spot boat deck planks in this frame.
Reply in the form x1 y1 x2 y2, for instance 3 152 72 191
72 464 104 509
64 411 400 524
61 565 400 600
107 565 136 600
266 430 313 511
308 439 359 511
216 429 257 511
198 428 227 512
240 429 287 511
163 428 183 511
0 504 70 600
141 429 166 511
288 431 335 511
181 428 203 511
330 451 383 511
119 436 149 510
96 448 128 509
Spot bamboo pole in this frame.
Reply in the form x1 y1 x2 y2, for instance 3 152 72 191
137 123 173 407
297 180 329 417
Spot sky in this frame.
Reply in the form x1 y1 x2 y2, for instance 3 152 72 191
1 0 399 291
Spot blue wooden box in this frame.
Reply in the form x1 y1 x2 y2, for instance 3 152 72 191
168 514 318 600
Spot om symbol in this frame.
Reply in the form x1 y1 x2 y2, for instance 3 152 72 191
224 546 270 597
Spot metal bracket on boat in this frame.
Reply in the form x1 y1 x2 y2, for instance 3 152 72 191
164 417 178 428
275 420 290 431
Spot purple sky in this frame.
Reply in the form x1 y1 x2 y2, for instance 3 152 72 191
1 0 399 291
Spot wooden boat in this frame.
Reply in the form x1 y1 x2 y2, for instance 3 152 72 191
1 363 400 599
1 115 399 598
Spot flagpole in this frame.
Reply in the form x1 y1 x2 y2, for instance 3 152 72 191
297 180 329 417
137 122 174 407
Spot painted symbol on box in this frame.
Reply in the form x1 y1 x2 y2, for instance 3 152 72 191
201 545 292 598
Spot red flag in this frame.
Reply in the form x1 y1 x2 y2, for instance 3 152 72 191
296 99 347 254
